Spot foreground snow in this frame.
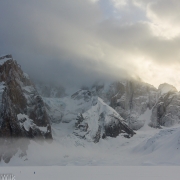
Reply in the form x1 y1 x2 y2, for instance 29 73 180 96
0 166 180 180
1 107 180 179
2 122 180 166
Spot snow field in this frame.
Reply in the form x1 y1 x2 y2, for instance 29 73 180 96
0 166 180 180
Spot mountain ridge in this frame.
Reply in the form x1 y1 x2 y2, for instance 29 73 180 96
1 54 180 164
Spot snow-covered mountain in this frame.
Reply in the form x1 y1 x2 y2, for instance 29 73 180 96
91 80 180 130
42 78 180 145
0 55 52 163
91 80 157 130
2 54 180 165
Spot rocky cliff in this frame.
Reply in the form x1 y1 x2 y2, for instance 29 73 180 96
0 55 52 163
92 80 157 130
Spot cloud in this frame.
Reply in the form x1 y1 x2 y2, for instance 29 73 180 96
1 0 180 91
148 0 180 38
111 0 128 8
0 0 104 87
133 0 180 38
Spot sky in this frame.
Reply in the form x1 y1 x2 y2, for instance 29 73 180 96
1 0 180 90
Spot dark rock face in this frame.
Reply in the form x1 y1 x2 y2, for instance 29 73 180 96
104 116 135 139
74 111 135 143
0 55 52 162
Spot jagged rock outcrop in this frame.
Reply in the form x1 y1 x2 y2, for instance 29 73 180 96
92 80 157 130
0 55 52 163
